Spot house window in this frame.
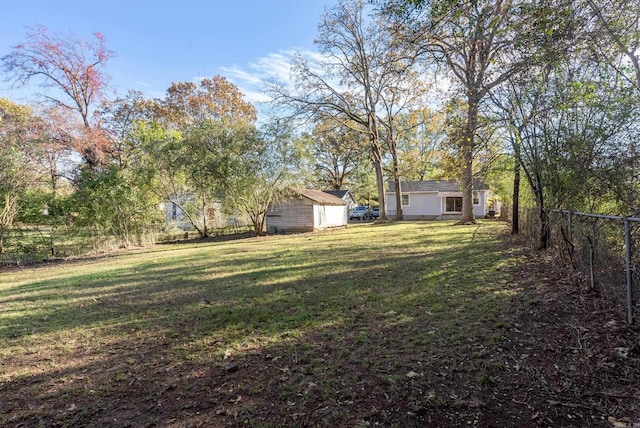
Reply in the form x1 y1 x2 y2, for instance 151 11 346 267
473 192 480 205
401 194 410 206
445 197 463 212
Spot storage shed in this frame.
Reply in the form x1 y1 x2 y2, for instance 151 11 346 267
266 189 348 234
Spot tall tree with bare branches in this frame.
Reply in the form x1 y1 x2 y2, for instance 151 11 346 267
2 25 114 167
380 0 565 223
269 0 419 220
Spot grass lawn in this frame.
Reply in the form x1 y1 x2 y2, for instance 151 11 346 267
1 220 637 427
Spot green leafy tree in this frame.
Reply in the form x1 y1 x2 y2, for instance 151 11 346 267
0 99 40 252
141 76 259 237
309 116 366 190
72 164 162 247
380 0 567 223
227 119 305 236
491 52 639 247
129 120 198 231
182 120 256 237
392 107 447 181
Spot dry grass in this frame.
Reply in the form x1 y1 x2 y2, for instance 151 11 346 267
2 220 636 427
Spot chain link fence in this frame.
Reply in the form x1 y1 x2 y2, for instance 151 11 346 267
547 210 640 324
0 224 253 267
501 202 639 323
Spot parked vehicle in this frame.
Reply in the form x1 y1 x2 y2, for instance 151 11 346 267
371 208 379 219
349 205 372 220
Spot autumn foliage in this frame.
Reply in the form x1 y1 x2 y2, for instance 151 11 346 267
2 25 115 167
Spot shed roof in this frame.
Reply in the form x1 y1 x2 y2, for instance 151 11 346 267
387 180 488 193
294 189 347 205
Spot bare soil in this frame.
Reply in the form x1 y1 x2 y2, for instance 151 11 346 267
2 235 639 427
188 248 640 428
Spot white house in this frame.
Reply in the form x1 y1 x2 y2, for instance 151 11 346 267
322 189 358 210
266 189 348 234
386 180 498 220
161 197 249 231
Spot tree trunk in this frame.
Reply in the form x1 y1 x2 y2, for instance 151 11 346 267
393 142 403 220
369 116 387 220
254 210 267 236
461 147 475 223
539 205 549 250
201 204 209 238
373 156 386 220
533 175 549 249
395 179 403 221
459 97 478 224
511 142 521 235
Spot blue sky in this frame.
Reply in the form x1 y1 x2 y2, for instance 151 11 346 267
0 0 336 105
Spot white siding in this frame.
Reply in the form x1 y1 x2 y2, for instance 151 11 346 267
315 204 348 228
386 192 441 219
267 197 315 233
406 193 441 217
473 191 487 218
267 197 347 234
386 190 489 219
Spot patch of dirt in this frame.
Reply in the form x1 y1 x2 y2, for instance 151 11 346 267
190 247 640 428
2 234 639 427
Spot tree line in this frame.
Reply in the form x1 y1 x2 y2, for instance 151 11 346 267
1 0 639 252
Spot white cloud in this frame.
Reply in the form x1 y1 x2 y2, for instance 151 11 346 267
219 66 264 86
220 48 324 104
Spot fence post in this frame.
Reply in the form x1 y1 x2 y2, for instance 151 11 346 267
50 228 55 257
624 219 634 324
567 211 573 259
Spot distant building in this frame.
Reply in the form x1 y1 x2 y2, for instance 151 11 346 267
266 189 348 234
322 189 358 210
386 180 499 220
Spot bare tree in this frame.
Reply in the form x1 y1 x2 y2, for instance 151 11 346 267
377 68 430 219
381 0 562 223
2 25 114 166
585 0 640 91
269 0 418 220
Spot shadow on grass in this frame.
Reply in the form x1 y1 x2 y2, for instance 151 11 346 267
1 221 537 427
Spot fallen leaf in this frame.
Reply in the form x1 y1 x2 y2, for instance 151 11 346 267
615 348 629 359
608 416 631 427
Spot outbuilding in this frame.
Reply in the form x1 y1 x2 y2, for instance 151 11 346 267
266 189 348 234
322 189 358 210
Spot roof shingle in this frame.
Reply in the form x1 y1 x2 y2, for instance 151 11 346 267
294 189 347 205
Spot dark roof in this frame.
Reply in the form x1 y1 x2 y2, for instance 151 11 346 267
387 180 489 192
323 189 350 199
294 189 347 205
